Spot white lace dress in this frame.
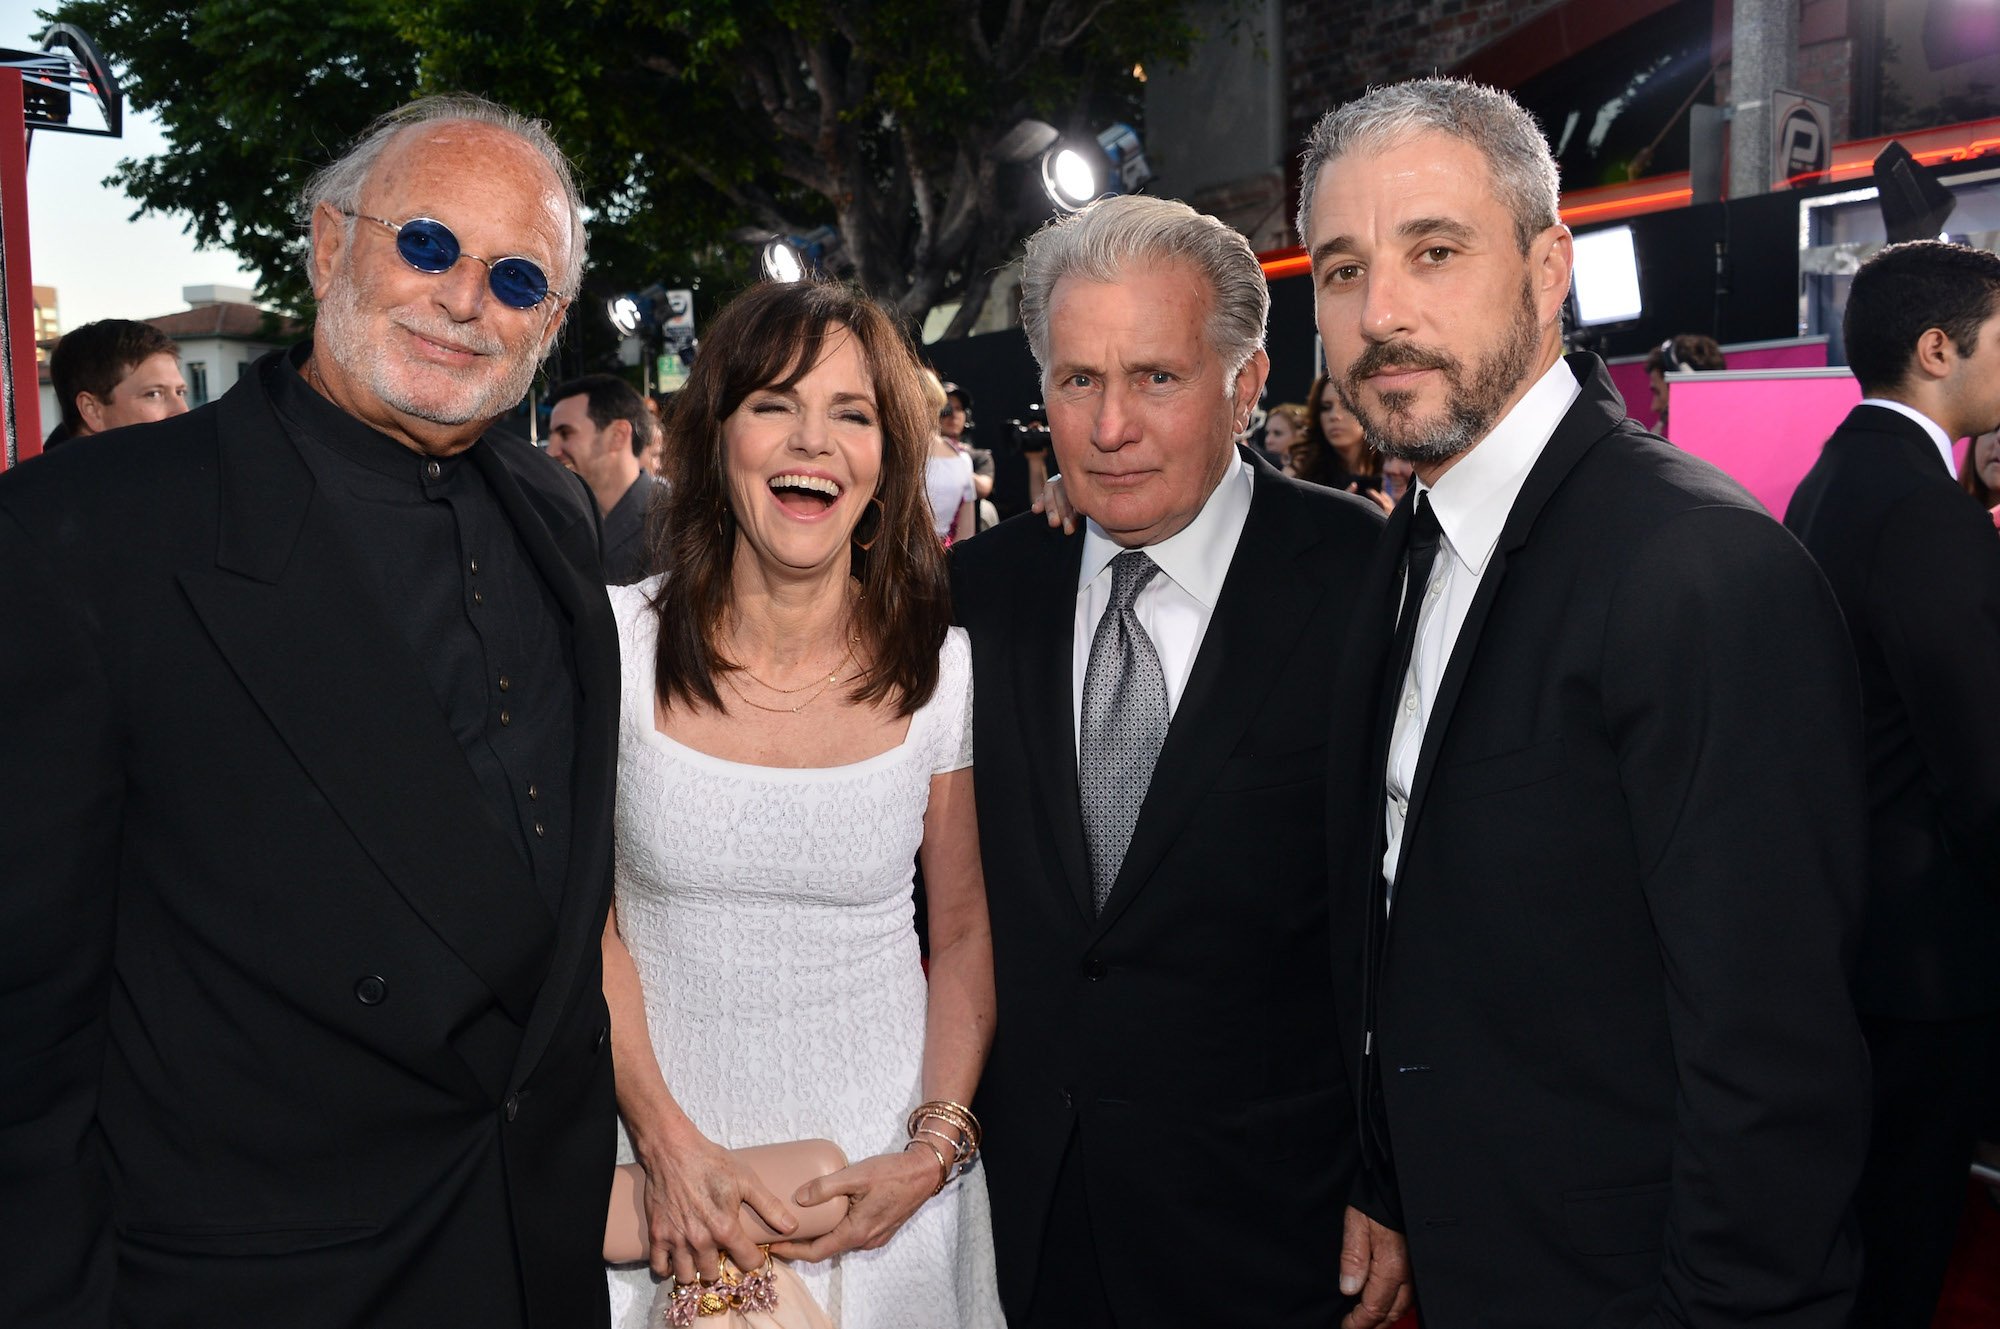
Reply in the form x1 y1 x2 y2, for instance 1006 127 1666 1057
605 581 1004 1329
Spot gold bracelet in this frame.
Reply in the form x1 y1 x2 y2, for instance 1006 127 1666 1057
914 1125 967 1165
906 1099 982 1154
904 1138 950 1195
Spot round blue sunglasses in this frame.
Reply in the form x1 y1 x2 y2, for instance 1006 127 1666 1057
345 211 564 310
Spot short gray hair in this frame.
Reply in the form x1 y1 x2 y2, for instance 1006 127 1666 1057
1296 77 1561 254
297 93 587 295
1019 194 1268 385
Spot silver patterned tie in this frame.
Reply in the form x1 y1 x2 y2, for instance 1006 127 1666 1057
1079 550 1169 913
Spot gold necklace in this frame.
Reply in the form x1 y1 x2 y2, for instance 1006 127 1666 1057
720 661 853 715
732 632 861 694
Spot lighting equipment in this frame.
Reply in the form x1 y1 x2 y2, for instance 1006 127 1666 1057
1036 122 1154 212
1873 141 1956 245
1569 224 1644 327
606 294 642 336
761 238 805 283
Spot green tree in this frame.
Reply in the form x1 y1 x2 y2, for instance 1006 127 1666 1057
45 0 1198 336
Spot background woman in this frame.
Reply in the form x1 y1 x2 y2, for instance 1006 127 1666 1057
1262 401 1307 474
921 371 977 543
1962 428 2000 527
1302 372 1391 510
604 280 1002 1327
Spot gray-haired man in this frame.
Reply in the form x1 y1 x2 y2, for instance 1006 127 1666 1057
953 194 1401 1328
1307 77 1870 1327
0 95 620 1327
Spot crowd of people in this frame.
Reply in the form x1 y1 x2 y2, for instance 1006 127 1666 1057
4 73 1999 1329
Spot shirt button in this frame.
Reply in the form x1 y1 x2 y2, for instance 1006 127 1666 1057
472 589 484 605
528 783 540 801
499 709 511 726
498 674 510 692
425 460 441 480
469 558 480 575
1403 690 1418 713
534 820 546 838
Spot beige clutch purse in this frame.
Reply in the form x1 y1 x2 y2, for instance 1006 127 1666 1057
603 1139 851 1263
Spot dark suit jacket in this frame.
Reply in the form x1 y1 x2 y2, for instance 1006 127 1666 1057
0 359 621 1328
953 452 1384 1326
602 469 660 586
1784 403 2000 1020
1327 356 1871 1328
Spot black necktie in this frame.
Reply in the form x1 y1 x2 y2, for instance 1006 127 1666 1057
1361 492 1443 1192
1384 493 1442 709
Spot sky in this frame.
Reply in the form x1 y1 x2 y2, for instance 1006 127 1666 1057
7 0 262 332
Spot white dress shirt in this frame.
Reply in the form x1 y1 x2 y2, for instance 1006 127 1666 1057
1072 456 1255 753
1858 397 1957 477
1382 358 1581 889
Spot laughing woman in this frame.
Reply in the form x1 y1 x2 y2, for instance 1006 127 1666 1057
602 279 1003 1328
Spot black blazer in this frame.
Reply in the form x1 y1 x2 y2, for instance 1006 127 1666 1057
1784 403 2000 1020
0 358 621 1328
953 452 1383 1326
1327 356 1871 1328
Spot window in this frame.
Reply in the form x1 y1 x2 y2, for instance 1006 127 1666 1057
186 361 209 407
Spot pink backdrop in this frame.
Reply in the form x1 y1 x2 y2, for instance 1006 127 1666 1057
1667 370 1863 517
1607 337 1831 435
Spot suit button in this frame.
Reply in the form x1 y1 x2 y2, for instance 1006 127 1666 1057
1060 1087 1074 1108
1080 958 1106 980
354 975 387 1005
594 1025 608 1053
504 1093 520 1122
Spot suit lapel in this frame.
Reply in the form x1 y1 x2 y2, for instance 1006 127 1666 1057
1392 355 1625 875
1016 526 1096 922
1094 464 1327 935
179 370 552 1024
468 444 621 1089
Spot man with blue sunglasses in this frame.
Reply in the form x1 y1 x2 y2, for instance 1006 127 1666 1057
0 94 622 1329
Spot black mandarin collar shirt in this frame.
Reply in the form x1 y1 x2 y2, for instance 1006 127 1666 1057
265 345 576 914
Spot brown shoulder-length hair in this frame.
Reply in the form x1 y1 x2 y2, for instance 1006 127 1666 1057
647 279 950 717
1963 432 2000 509
1300 373 1377 484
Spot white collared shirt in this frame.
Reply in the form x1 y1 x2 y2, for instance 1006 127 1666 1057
1072 456 1255 753
1858 397 1957 477
1382 358 1581 889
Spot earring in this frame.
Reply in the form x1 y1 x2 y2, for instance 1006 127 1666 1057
853 496 886 552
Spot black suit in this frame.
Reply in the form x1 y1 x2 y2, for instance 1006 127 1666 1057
1784 403 2000 1327
1328 356 1871 1327
953 451 1384 1327
0 366 620 1327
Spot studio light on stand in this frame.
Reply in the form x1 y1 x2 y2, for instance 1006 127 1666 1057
606 294 642 336
761 238 805 283
1004 117 1154 213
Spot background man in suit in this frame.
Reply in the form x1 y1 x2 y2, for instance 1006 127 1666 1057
44 318 189 449
952 194 1400 1329
547 372 660 584
1784 240 2000 1329
1303 78 1872 1327
0 95 621 1328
